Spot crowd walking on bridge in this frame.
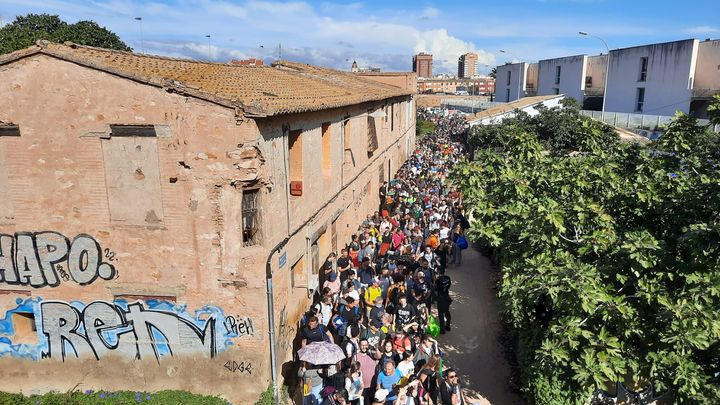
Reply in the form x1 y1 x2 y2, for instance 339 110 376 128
297 113 473 405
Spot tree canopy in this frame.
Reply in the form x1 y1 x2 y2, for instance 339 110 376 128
452 101 720 404
0 14 131 55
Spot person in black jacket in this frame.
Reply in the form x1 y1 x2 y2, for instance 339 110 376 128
435 267 452 333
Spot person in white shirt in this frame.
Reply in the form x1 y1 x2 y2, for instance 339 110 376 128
314 295 334 327
397 351 415 377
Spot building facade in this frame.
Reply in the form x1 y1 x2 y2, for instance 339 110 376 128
537 55 588 102
417 77 494 95
413 53 433 79
604 39 698 116
457 52 478 78
494 62 531 102
0 42 416 403
494 38 719 117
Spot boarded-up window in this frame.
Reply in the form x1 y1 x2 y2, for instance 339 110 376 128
101 135 163 226
343 118 353 167
242 189 260 246
289 130 303 183
321 122 332 177
367 110 378 157
291 256 305 288
11 312 37 345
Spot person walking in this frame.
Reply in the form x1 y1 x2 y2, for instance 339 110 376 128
439 368 465 405
435 267 452 333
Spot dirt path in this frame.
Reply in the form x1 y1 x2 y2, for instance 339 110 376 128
435 247 524 405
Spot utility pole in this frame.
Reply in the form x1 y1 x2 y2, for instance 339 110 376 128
134 17 144 54
579 31 610 122
206 35 212 61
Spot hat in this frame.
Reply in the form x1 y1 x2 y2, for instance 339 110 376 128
372 276 380 284
374 389 389 402
328 272 337 282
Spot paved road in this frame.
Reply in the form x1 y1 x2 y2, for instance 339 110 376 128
435 247 524 405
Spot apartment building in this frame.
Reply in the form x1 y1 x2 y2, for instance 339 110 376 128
494 38 719 117
417 77 494 95
413 52 433 78
0 41 416 403
458 52 479 78
494 62 535 102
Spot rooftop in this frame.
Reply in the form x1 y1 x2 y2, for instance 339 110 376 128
469 95 563 122
0 41 412 117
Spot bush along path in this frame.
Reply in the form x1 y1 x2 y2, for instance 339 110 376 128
0 390 229 404
451 99 720 404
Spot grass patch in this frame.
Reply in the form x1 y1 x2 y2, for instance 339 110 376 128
0 390 229 404
416 119 436 139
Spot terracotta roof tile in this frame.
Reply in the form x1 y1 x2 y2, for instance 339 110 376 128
0 41 412 117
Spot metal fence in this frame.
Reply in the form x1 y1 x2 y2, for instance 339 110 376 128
580 110 720 133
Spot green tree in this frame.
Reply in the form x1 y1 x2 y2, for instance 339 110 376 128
489 66 497 79
452 97 720 404
0 14 131 55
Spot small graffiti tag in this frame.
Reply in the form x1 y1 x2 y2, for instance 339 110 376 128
223 360 253 374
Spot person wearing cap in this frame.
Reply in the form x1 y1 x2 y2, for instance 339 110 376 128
368 295 385 329
323 271 341 302
372 389 388 405
364 277 383 317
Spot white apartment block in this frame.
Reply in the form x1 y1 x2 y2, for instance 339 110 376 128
493 38 720 118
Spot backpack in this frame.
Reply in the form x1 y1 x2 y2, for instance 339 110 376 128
332 315 349 337
456 235 468 250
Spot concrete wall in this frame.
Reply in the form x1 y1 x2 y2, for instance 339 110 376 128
694 39 720 91
0 54 415 403
356 72 418 93
605 39 698 116
537 55 587 102
525 63 539 96
473 96 565 125
585 54 608 96
494 63 527 102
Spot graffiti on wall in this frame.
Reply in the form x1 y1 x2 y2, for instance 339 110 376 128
278 305 295 352
0 298 245 363
0 232 118 288
223 315 255 338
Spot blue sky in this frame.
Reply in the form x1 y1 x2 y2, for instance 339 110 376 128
1 0 718 74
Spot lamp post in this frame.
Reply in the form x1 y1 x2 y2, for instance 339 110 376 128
205 35 212 60
579 31 610 121
499 50 522 101
134 17 144 54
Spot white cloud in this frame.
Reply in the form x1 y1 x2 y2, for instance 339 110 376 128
414 29 495 72
420 6 440 20
683 25 719 35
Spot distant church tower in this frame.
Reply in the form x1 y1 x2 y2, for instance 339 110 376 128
351 60 359 72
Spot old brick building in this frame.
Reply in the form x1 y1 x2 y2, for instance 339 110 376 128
0 41 415 402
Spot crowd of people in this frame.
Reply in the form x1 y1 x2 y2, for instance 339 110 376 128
298 113 472 405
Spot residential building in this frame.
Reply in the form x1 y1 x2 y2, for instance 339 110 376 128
0 41 416 403
693 39 720 117
537 55 588 101
229 58 264 67
605 39 699 116
413 52 433 78
458 52 478 78
494 62 536 102
417 77 494 95
493 38 720 117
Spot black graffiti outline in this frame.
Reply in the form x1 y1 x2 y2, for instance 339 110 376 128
0 232 117 288
278 306 295 352
223 360 253 374
38 300 217 364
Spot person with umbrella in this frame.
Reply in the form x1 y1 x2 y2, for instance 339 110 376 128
302 316 334 347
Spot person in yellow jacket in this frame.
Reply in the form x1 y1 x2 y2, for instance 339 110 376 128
364 277 383 317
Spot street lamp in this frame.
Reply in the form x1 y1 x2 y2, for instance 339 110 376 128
499 50 522 101
134 17 144 54
579 31 610 121
205 35 211 60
